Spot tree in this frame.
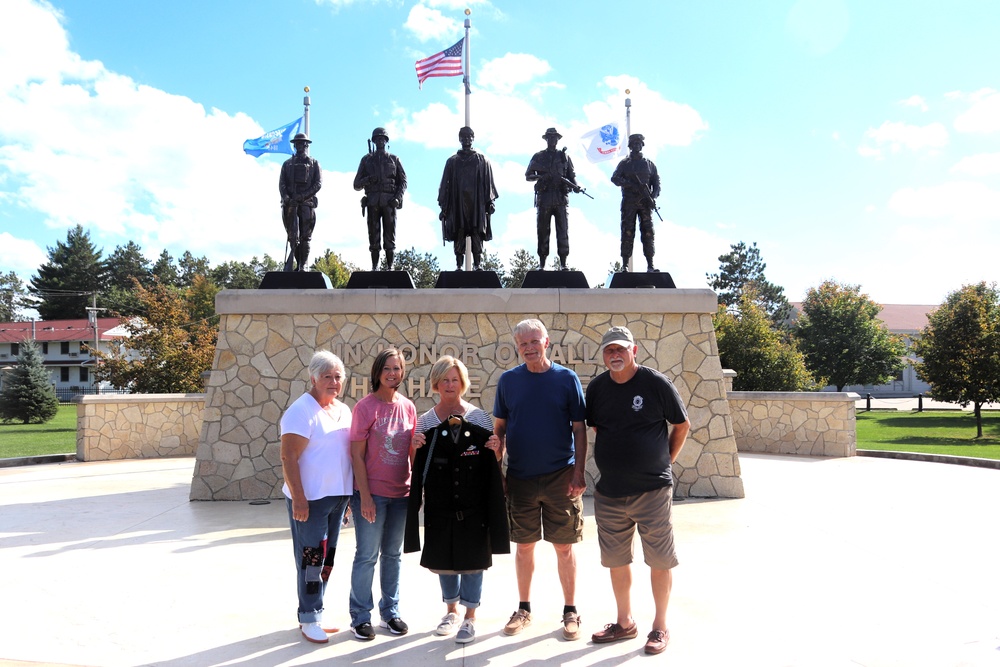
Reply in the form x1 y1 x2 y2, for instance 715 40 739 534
103 241 154 316
914 282 1000 438
28 224 106 320
794 280 906 391
152 250 180 286
91 279 217 394
185 274 220 327
707 241 791 324
211 255 282 290
391 248 440 288
714 289 816 391
312 250 357 288
503 249 537 289
0 340 59 424
0 271 28 321
177 251 211 288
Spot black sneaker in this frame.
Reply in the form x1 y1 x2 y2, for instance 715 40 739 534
380 617 409 635
352 622 375 641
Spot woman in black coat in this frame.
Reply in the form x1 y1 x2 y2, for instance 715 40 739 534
405 356 509 645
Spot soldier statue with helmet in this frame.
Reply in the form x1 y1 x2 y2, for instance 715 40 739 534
610 133 661 273
354 127 407 271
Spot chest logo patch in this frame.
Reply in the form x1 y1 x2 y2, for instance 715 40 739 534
632 395 644 412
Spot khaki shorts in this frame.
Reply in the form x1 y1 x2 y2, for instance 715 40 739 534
505 465 584 544
593 485 679 570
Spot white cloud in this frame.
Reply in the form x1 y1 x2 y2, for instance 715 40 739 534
858 121 948 158
478 53 552 95
898 95 928 112
0 231 47 279
954 88 1000 134
887 182 1000 222
0 0 348 270
951 152 1000 177
404 4 458 42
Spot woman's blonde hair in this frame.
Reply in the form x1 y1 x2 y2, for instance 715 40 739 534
429 355 470 395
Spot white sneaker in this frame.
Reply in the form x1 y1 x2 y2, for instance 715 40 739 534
435 612 460 636
455 618 476 644
300 622 329 644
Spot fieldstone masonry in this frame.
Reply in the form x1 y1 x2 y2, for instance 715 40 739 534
76 394 203 461
728 391 858 457
190 288 746 501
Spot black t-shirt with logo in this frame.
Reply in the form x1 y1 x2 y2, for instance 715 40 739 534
585 365 688 497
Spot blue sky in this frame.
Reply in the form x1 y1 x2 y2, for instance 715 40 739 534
2 0 999 306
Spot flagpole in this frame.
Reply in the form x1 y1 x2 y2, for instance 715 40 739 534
625 91 633 273
463 9 471 127
463 9 473 271
303 87 311 137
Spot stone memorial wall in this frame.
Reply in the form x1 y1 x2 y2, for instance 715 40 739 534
190 288 745 501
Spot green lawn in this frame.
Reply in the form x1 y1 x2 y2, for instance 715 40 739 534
856 410 1000 460
0 404 77 458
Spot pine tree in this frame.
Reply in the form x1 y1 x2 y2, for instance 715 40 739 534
0 340 59 424
707 241 791 324
29 225 105 320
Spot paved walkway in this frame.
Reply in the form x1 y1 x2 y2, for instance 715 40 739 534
1 454 999 667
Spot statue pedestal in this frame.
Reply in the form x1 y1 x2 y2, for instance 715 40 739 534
608 272 676 289
258 271 332 289
345 271 415 289
434 270 503 289
521 270 590 289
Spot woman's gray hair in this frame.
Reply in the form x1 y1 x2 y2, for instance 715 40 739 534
308 350 345 381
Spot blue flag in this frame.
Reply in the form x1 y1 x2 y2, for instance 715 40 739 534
243 117 303 158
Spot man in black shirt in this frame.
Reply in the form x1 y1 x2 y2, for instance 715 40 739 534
585 325 690 656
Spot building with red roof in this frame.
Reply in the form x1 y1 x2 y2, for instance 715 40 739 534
0 318 127 400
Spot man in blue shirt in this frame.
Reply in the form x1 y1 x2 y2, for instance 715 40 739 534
493 318 588 641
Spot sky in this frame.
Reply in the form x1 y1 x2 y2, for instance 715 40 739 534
2 0 999 309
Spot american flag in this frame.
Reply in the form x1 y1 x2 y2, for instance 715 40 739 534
415 37 465 88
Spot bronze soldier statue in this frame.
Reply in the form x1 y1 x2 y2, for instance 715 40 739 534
353 127 407 271
278 133 322 272
525 128 582 270
610 133 661 272
438 127 498 271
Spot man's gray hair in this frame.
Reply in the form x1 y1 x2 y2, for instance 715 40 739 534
513 318 548 340
308 350 345 381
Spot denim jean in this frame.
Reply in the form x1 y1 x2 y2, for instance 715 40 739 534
348 491 408 626
439 572 484 609
285 494 350 624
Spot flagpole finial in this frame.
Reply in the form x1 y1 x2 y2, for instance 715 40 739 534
304 86 310 93
465 8 471 15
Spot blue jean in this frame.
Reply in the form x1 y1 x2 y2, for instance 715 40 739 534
439 572 484 609
285 494 350 624
348 491 408 625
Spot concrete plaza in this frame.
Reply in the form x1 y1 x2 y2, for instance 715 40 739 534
1 453 998 667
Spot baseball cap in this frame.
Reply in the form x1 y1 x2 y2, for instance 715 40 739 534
599 326 635 352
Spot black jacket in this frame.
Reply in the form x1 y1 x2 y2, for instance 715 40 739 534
404 416 510 573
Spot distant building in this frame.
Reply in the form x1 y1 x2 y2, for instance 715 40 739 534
790 303 937 398
0 318 127 401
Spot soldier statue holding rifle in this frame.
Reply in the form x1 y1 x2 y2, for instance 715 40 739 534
354 127 407 271
525 127 591 271
279 133 323 272
610 133 661 273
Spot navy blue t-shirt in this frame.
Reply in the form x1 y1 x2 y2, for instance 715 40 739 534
586 365 688 497
493 363 586 479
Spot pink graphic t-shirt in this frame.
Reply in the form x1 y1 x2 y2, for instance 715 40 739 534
349 392 417 498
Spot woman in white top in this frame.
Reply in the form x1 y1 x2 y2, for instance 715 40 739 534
280 351 353 644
